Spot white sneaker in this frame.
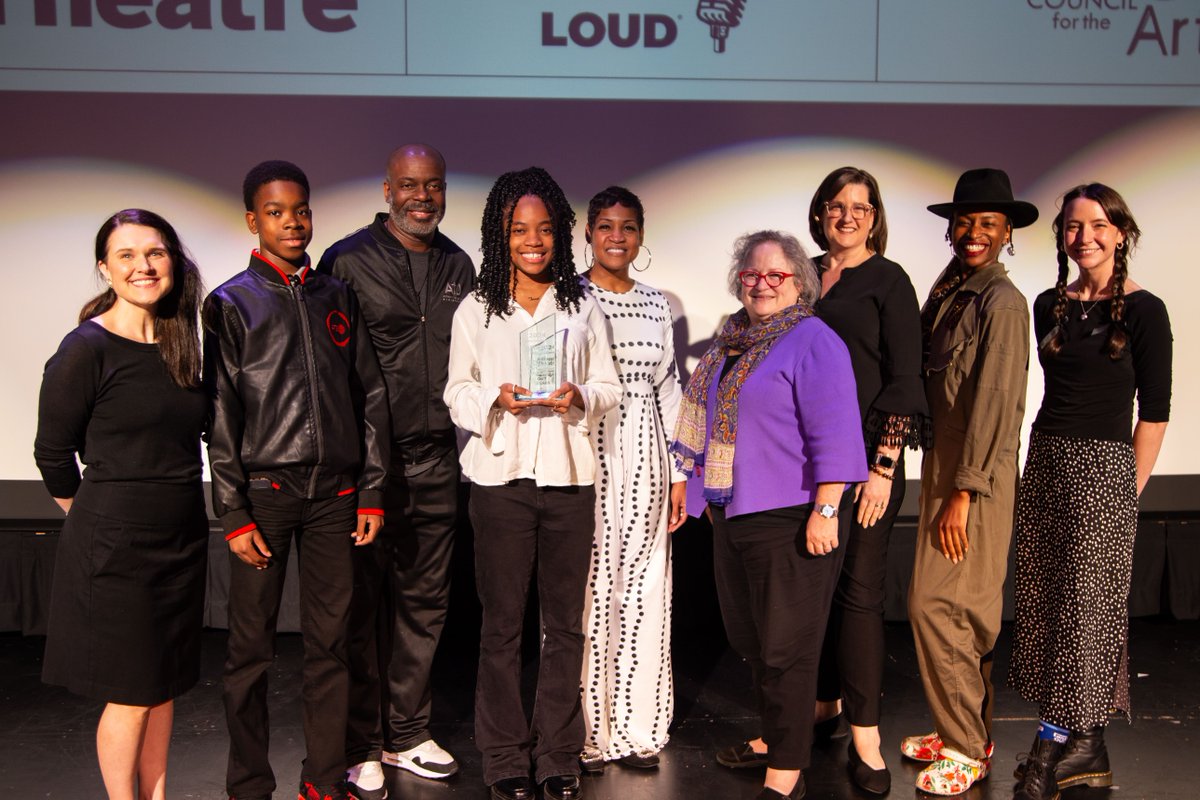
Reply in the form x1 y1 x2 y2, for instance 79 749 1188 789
382 739 459 779
346 760 387 800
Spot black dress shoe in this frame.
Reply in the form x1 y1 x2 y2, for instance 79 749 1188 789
491 776 536 800
716 741 769 769
847 741 891 795
753 774 806 799
618 749 660 769
813 713 848 743
541 774 582 800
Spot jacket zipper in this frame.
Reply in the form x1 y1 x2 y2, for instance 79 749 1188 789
420 252 440 439
289 274 324 496
404 248 433 441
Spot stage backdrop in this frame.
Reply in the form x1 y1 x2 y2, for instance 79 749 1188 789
1 1 1197 515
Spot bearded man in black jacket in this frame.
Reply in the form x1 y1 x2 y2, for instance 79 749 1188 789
318 143 476 799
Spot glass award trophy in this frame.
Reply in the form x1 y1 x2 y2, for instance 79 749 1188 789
515 315 564 400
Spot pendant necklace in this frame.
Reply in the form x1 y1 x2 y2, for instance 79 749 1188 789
1079 295 1105 320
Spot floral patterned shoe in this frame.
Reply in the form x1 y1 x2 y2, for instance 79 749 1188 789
900 731 943 762
901 732 995 763
915 748 990 796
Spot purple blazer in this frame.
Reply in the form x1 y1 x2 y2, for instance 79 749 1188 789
687 316 867 519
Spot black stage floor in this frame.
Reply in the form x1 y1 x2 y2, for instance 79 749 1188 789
2 618 1197 800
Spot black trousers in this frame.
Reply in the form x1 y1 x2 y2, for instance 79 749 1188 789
346 443 459 762
224 491 356 798
470 481 595 786
816 456 907 726
712 497 850 770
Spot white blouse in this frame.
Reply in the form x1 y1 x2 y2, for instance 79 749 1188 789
445 290 622 487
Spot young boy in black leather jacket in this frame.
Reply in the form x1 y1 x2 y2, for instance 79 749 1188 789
204 160 390 800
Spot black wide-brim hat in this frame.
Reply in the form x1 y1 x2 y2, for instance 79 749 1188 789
927 167 1039 229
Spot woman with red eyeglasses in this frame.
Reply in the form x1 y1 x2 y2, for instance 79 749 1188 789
672 229 865 800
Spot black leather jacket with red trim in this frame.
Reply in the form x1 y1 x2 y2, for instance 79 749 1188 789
203 253 390 537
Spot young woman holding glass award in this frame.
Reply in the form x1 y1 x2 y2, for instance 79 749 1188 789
444 166 621 800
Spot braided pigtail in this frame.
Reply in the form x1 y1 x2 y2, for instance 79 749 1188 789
1106 244 1130 359
1043 209 1072 357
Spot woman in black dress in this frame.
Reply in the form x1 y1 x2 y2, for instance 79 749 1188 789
1009 184 1171 800
808 167 928 795
34 209 207 800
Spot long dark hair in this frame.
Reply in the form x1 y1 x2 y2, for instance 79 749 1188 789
476 166 583 324
1044 183 1140 359
83 209 204 388
808 166 889 255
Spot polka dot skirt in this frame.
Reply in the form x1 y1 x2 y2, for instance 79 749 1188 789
580 280 677 759
1010 430 1138 730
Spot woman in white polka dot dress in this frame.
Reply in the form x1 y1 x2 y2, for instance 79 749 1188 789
1009 184 1172 800
578 186 688 772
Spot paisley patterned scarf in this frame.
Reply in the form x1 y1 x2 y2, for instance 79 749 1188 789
671 302 811 506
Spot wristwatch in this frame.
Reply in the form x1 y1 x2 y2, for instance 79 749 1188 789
871 452 896 469
813 503 838 519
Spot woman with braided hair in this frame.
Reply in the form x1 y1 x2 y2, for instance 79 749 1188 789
444 166 621 800
1009 184 1172 800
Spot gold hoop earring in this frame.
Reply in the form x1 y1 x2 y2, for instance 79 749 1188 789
631 245 652 273
583 242 595 268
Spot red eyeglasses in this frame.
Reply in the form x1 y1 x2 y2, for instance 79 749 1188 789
738 271 794 288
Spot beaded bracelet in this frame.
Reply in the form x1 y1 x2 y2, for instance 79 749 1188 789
869 464 895 480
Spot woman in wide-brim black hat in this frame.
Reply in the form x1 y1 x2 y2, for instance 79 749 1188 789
901 168 1035 796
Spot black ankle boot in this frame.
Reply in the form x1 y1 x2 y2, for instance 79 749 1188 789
1017 726 1114 788
1013 736 1065 800
1054 726 1112 789
1013 733 1039 780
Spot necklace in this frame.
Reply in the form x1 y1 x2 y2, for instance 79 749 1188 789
1079 296 1105 320
519 285 551 304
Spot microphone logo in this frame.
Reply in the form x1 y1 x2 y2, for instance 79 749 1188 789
696 0 747 53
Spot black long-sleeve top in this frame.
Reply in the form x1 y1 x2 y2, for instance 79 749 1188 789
34 322 207 498
1032 289 1172 442
814 253 930 450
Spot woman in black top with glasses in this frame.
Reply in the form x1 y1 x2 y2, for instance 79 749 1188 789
809 167 928 796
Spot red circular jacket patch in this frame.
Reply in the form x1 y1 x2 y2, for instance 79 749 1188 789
326 310 351 347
